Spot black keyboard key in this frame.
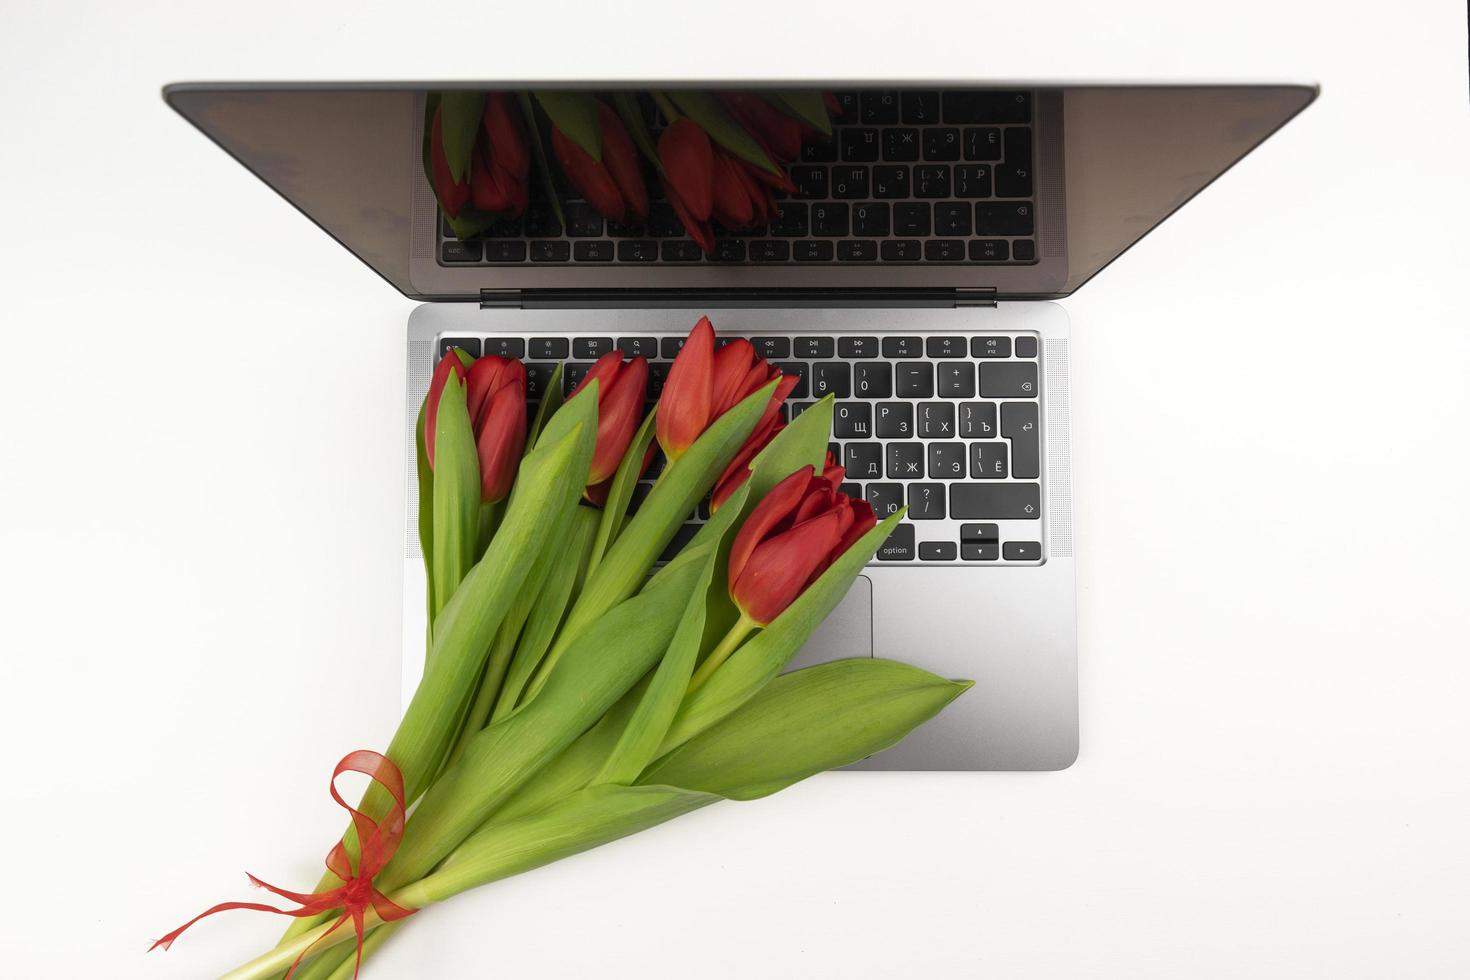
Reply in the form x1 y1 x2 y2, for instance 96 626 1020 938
900 90 941 124
770 203 809 237
1002 401 1040 479
995 163 1032 198
908 483 945 520
810 362 850 398
838 336 879 358
882 336 923 358
954 165 993 199
833 401 872 438
524 205 563 237
529 337 569 359
959 402 998 438
971 442 1008 479
574 337 613 359
565 202 604 237
523 362 556 399
881 240 921 261
964 127 1002 161
914 166 951 198
607 220 647 238
852 203 890 236
867 483 906 520
794 240 833 262
928 442 965 479
1013 239 1036 261
919 541 957 561
795 336 835 358
531 241 571 262
840 128 881 162
562 362 593 392
893 202 931 236
883 128 921 162
917 402 955 438
962 542 1000 561
960 523 999 542
831 91 860 118
660 336 688 358
950 483 1041 520
974 202 1035 235
925 335 966 358
1015 336 1038 358
1004 541 1042 561
1004 126 1033 166
574 240 614 261
747 337 788 359
801 139 839 163
876 521 915 561
484 241 528 262
810 203 850 237
648 202 685 237
860 90 899 124
925 240 967 262
875 402 914 438
749 241 791 262
937 361 976 398
895 362 934 397
483 216 524 238
837 240 877 262
483 336 525 359
943 91 1032 125
661 240 704 262
934 203 972 237
839 481 863 499
969 239 1010 262
873 165 910 199
972 336 1011 358
831 167 870 199
617 337 659 359
441 240 482 263
790 165 829 199
712 238 747 262
845 442 884 480
981 362 1038 398
775 361 810 397
853 362 892 397
618 240 658 262
887 442 924 479
438 336 480 359
923 128 962 161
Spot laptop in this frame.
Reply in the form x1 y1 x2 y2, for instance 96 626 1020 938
165 81 1316 771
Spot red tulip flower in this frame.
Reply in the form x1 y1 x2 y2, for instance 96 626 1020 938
470 94 531 217
658 118 716 252
710 147 782 231
552 102 649 225
465 356 528 503
719 92 805 165
656 317 797 463
430 105 471 220
569 350 650 490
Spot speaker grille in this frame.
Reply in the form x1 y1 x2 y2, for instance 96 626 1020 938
1044 337 1074 558
404 339 434 559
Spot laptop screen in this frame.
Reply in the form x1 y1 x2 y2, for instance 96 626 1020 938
164 82 1315 302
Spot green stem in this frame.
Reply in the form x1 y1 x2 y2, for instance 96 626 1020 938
650 90 680 123
686 614 758 693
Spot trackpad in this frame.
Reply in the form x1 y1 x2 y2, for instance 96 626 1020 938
784 575 874 671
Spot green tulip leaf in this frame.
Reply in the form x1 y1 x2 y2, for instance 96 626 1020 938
643 658 971 799
439 91 486 184
613 91 665 172
526 361 565 451
429 368 481 628
667 90 780 175
660 509 907 753
765 90 833 136
519 93 566 228
588 409 658 578
533 90 602 161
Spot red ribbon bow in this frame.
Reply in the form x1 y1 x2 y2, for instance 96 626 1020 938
151 750 417 979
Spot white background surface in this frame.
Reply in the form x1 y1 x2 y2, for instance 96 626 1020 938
2 1 1468 977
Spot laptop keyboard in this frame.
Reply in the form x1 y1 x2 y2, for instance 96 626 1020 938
436 330 1045 565
438 89 1038 268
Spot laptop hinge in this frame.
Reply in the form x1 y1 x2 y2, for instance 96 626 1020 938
480 287 998 310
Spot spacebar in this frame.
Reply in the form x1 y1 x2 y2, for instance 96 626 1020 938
950 483 1042 519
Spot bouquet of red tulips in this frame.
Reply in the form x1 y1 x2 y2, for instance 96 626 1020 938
426 89 840 252
154 316 971 980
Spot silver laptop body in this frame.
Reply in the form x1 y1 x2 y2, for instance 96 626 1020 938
166 80 1316 770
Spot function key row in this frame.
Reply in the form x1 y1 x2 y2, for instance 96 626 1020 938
443 237 1034 265
439 335 1040 363
830 90 1032 127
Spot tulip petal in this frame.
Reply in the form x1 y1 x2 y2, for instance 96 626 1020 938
425 352 468 468
657 119 714 220
476 363 528 503
710 417 783 513
465 355 508 427
483 93 530 180
731 509 843 625
552 127 626 224
597 102 649 223
711 338 757 416
588 356 649 485
728 464 813 584
656 317 715 459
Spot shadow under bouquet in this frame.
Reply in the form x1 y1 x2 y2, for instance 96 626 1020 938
154 316 970 979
